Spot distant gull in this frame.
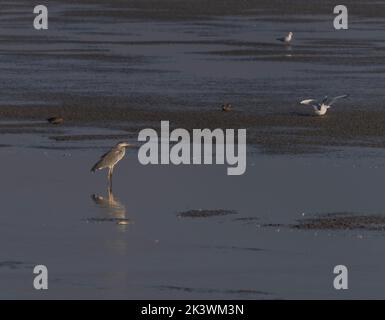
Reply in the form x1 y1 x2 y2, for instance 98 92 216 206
277 32 293 44
300 95 349 116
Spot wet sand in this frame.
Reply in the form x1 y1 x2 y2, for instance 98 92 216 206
3 107 385 154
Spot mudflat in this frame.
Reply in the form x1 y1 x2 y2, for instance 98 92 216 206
1 0 385 299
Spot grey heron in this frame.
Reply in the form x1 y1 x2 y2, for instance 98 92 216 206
300 95 349 116
91 142 132 188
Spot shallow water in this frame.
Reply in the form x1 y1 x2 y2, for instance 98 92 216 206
1 133 385 299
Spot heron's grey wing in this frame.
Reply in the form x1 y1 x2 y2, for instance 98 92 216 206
91 147 122 171
328 94 349 106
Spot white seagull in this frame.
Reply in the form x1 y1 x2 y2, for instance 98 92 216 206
300 95 349 116
277 32 293 44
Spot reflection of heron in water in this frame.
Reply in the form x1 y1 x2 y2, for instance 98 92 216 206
91 187 128 223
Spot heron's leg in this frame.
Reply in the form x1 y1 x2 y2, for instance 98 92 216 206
107 185 113 201
108 167 112 190
108 183 112 196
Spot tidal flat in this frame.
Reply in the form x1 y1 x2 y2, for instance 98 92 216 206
1 0 385 299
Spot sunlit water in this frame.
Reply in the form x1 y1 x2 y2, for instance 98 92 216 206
1 133 385 298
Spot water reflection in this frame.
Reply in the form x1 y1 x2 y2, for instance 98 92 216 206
284 44 293 57
91 187 131 228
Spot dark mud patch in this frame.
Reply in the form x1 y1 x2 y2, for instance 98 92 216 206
0 128 63 135
49 134 131 142
205 245 263 252
0 261 32 270
33 145 94 151
232 217 260 225
293 213 385 231
155 285 271 298
177 209 238 218
265 213 385 231
84 217 131 224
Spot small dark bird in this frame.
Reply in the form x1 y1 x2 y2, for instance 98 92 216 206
222 103 233 112
47 117 64 125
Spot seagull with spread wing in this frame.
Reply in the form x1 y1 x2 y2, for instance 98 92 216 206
300 95 349 116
